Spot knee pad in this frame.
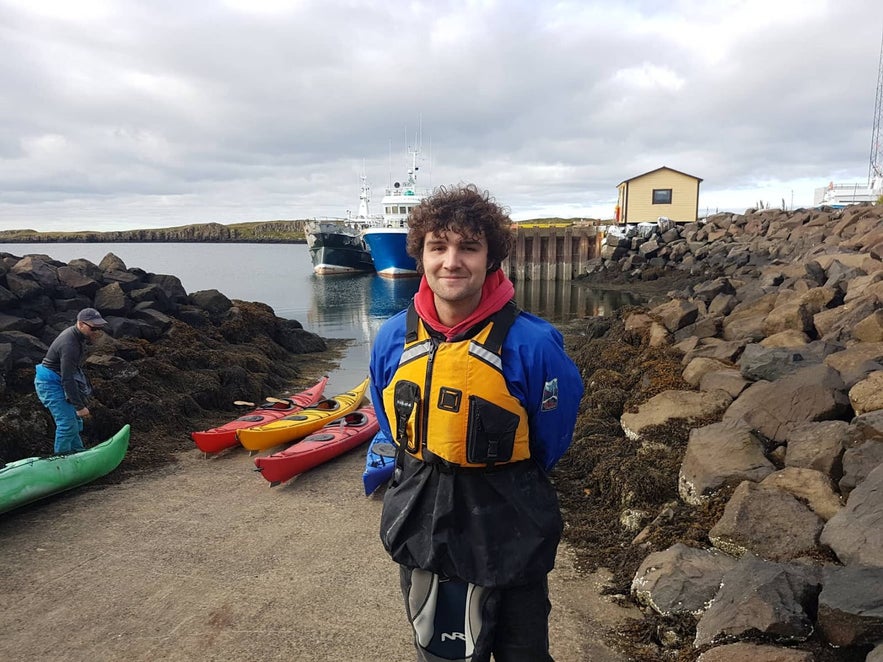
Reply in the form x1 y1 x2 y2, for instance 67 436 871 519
406 569 490 661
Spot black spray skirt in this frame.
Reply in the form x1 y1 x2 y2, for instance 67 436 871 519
379 453 564 588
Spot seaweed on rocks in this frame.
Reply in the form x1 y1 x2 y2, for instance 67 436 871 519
554 305 713 589
0 300 345 480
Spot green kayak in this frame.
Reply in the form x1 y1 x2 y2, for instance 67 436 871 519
0 424 130 515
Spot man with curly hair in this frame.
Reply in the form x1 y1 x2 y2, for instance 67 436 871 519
369 184 583 661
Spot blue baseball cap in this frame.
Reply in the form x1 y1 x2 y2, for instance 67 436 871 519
77 308 108 327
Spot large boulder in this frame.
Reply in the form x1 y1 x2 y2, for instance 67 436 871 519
821 462 883 566
698 644 814 662
631 543 738 616
817 565 883 646
783 420 849 480
620 389 732 441
678 420 774 505
694 555 819 647
708 481 824 561
722 364 850 442
848 371 883 415
759 468 842 521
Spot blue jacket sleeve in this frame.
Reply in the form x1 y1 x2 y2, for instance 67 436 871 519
502 314 584 472
369 310 407 441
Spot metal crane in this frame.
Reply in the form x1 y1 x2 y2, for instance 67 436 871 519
869 27 883 191
816 28 883 206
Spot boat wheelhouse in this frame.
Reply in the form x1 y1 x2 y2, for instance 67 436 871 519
361 146 428 278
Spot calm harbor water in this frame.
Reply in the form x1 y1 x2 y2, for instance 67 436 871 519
1 243 640 393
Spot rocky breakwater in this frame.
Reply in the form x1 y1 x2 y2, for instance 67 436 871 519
0 250 327 471
575 205 883 661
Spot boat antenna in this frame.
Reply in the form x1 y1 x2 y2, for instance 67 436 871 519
409 119 424 188
358 166 371 219
869 25 883 186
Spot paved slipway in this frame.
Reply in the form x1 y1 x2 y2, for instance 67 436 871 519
0 432 637 661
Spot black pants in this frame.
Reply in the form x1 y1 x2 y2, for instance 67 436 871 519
399 566 553 662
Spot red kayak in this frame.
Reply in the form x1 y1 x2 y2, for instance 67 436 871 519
254 405 378 485
191 376 329 453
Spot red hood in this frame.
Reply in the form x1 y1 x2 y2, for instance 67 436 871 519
413 269 515 340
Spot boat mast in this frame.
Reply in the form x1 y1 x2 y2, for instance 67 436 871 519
869 26 883 189
407 121 422 190
407 145 419 189
357 174 371 218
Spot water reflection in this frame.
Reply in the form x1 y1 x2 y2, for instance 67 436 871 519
513 279 643 323
307 273 375 339
308 273 643 340
370 277 420 319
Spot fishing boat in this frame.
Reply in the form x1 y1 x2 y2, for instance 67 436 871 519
236 378 370 451
0 424 130 515
362 428 396 496
304 174 378 275
190 376 329 453
254 405 378 485
361 144 428 278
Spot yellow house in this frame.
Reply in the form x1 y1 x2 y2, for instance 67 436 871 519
616 166 702 224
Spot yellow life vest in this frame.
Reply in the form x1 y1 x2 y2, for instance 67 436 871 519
382 302 531 468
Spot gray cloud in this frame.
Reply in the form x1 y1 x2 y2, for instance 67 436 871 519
0 0 881 231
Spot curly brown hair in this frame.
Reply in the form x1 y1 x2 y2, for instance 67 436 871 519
406 184 514 272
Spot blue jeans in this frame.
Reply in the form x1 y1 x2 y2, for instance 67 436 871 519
34 364 84 454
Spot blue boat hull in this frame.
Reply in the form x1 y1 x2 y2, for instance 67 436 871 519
362 228 418 278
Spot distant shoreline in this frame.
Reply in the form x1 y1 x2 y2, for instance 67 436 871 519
0 238 307 244
0 219 308 244
0 216 587 245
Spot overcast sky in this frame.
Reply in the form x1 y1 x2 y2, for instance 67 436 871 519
1 0 882 232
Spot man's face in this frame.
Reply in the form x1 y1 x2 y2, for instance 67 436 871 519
78 321 104 342
422 229 489 314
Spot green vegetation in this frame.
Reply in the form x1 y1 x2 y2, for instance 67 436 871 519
223 220 310 241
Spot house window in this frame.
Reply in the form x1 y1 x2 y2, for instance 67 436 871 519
652 189 672 204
